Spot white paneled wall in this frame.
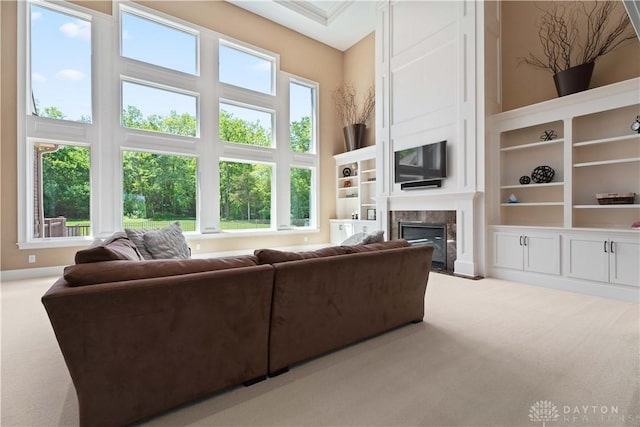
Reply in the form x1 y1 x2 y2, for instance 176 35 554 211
376 0 486 277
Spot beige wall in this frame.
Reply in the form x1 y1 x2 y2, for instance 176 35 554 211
502 1 640 111
1 0 349 271
343 32 376 148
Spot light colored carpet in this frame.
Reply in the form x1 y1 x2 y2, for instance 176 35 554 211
1 273 638 426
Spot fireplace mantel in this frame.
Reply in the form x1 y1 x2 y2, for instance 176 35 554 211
376 191 484 278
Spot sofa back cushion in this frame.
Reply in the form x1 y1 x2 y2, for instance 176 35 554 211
63 255 258 286
75 232 143 264
343 239 410 253
254 246 351 265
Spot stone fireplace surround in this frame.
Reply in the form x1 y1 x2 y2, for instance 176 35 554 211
389 211 456 274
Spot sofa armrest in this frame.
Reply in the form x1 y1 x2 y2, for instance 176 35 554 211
42 265 274 427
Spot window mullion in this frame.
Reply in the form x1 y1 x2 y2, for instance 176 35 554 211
93 12 120 237
199 33 220 233
276 72 291 229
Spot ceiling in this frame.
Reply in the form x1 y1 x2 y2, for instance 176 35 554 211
226 1 378 51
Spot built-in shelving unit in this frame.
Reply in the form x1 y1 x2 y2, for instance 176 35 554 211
487 78 640 302
330 146 379 244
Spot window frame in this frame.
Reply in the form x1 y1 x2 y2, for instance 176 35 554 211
17 0 320 249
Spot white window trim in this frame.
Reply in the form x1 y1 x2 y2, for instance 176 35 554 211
17 0 320 249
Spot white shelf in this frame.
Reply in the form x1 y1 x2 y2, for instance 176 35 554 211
573 134 639 147
574 204 640 209
334 146 376 221
500 202 564 207
500 139 563 152
500 182 564 189
573 157 640 168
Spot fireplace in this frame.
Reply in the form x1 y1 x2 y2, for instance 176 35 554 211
400 223 447 270
390 210 456 273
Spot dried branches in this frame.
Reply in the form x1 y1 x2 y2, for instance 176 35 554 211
521 1 635 74
332 84 375 127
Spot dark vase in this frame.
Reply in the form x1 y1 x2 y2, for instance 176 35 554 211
343 124 366 152
553 62 594 97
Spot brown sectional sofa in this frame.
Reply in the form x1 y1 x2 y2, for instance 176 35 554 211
42 240 433 427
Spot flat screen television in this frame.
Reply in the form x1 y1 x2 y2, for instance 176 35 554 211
394 140 447 183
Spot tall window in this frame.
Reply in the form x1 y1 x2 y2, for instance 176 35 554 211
122 151 197 231
219 161 272 230
121 9 197 75
34 143 91 238
30 4 92 122
18 1 319 247
290 167 312 227
290 81 315 153
219 43 274 94
219 103 273 147
121 81 198 137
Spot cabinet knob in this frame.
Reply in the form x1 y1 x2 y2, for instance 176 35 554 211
603 241 608 253
610 241 615 253
519 236 523 246
339 224 343 231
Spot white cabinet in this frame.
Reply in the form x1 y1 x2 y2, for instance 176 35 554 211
493 230 560 275
565 233 640 287
488 79 640 301
329 220 378 245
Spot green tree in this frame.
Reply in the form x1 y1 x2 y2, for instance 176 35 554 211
39 104 312 229
290 116 311 153
42 145 90 219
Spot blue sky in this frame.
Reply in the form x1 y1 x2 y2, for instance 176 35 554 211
30 4 311 126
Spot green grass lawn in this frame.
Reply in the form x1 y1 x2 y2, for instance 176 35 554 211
65 218 271 232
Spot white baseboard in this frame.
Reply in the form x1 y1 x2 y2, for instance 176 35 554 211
488 267 640 303
1 265 65 282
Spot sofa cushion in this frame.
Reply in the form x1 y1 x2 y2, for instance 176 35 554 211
74 232 143 264
254 246 350 265
63 255 259 286
142 222 190 259
343 239 410 253
124 228 155 260
340 230 385 245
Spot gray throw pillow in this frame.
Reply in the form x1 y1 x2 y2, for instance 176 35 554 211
142 222 190 260
341 230 384 246
125 228 155 260
361 230 385 244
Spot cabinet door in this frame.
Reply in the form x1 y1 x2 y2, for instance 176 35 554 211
329 221 355 245
565 235 609 283
609 237 640 287
354 221 378 234
493 232 524 270
524 234 560 275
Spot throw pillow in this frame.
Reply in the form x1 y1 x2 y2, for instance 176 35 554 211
124 228 155 260
75 232 143 264
340 230 385 246
143 222 190 260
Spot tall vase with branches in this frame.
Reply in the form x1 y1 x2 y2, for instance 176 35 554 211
332 84 375 151
521 1 636 97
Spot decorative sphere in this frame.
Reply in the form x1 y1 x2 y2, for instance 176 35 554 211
531 165 555 183
519 175 531 185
